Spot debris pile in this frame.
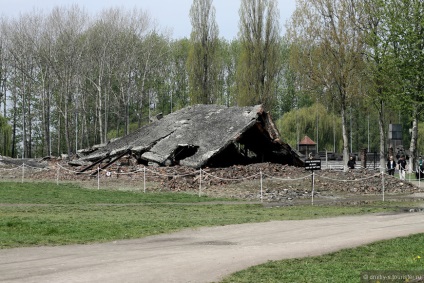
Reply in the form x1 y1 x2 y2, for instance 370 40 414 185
10 160 420 202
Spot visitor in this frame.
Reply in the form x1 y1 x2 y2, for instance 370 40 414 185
416 156 423 179
347 156 356 169
398 155 407 180
387 155 396 176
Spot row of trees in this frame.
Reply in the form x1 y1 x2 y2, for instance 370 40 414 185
0 0 422 173
287 0 424 171
0 0 289 158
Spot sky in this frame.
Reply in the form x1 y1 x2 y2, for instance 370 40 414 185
0 0 297 40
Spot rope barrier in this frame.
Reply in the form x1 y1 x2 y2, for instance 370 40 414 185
262 173 312 181
56 162 97 175
0 162 418 184
317 173 379 182
145 166 200 178
21 163 49 171
0 162 421 203
201 170 261 181
0 164 24 171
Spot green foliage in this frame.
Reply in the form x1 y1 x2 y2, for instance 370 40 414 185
236 0 282 109
215 39 239 106
1 1 424 163
0 114 11 156
277 103 343 152
417 122 424 155
187 0 220 105
106 121 146 141
170 38 190 110
274 40 314 117
382 0 424 164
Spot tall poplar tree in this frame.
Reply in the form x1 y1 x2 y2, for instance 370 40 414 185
358 0 400 171
236 0 282 110
287 0 365 171
386 0 424 172
187 0 220 105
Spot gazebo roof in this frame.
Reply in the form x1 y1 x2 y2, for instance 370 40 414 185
299 135 316 145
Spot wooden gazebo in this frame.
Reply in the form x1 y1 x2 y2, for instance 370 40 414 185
298 135 317 157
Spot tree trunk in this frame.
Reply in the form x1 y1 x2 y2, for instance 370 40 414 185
104 84 109 144
97 80 104 145
409 106 418 173
64 91 71 156
42 78 51 156
341 98 349 172
378 100 386 173
11 96 17 158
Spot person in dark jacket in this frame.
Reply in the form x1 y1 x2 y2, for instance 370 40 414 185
347 156 356 169
387 155 396 176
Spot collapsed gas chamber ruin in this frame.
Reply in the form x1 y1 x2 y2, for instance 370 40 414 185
76 104 303 172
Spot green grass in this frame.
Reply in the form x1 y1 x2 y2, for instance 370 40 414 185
220 233 424 283
0 181 220 204
0 181 418 249
395 172 418 180
2 182 424 282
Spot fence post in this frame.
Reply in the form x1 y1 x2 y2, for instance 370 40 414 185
198 169 202 197
21 163 24 183
311 171 315 205
260 170 263 202
143 166 146 193
56 163 60 185
382 172 385 202
97 166 100 190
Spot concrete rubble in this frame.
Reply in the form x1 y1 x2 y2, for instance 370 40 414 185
75 104 303 169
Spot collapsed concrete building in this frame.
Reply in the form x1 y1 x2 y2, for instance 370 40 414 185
77 104 303 169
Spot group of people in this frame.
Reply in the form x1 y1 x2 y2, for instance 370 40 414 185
386 154 424 181
386 155 407 180
347 154 411 181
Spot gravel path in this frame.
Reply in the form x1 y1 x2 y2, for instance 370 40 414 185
1 212 424 283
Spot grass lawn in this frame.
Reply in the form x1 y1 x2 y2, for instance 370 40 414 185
220 233 424 283
1 181 423 282
0 181 408 248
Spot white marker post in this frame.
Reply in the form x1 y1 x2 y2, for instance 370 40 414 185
312 171 315 205
382 171 385 202
198 169 202 197
143 166 146 193
305 159 321 206
260 170 263 202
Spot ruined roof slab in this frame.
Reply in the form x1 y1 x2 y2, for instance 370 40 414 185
80 104 301 168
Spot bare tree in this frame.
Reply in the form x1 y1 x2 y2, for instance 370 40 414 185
287 0 365 171
3 14 44 157
169 38 190 110
47 6 88 155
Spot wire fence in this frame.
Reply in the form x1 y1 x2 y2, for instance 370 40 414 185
0 162 422 205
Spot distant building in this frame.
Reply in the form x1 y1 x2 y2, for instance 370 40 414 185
298 135 317 158
388 124 403 159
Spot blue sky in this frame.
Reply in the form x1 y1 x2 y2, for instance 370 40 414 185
0 0 296 39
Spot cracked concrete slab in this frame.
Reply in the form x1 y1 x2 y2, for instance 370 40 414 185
78 104 302 168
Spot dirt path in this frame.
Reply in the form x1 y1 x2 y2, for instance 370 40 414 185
1 212 424 283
